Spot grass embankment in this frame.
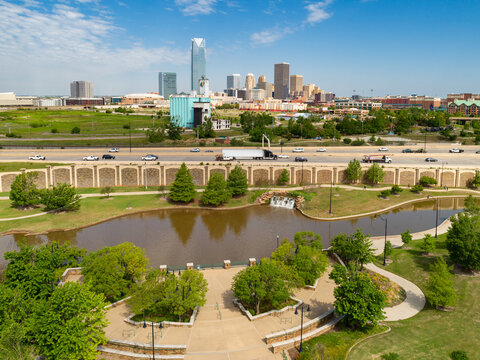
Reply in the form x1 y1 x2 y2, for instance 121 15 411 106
297 323 389 360
0 162 69 172
0 190 259 234
301 187 469 218
348 234 480 359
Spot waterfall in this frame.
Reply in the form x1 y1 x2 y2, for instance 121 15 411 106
270 196 295 209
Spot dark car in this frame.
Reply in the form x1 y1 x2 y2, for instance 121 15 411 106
295 157 308 162
102 154 115 160
425 157 438 162
402 149 413 153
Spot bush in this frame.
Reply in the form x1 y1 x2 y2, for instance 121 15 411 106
123 124 130 129
375 137 386 146
100 186 115 198
230 138 245 146
382 353 400 360
51 128 58 133
384 240 393 257
278 168 290 185
351 138 366 146
391 185 403 194
418 176 437 187
401 229 412 244
410 184 423 193
40 183 81 211
420 234 435 254
343 138 352 144
379 190 390 198
71 126 80 134
105 109 112 114
450 351 469 360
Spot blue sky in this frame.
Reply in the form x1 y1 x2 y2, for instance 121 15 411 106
1 0 479 97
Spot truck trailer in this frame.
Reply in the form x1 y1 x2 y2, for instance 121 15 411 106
216 149 278 161
362 155 393 163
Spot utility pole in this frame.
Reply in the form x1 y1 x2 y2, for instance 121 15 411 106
129 120 132 153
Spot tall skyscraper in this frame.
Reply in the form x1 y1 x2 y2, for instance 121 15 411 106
245 73 255 90
70 81 93 98
158 72 177 98
274 63 289 100
290 75 303 96
227 74 241 90
191 38 206 92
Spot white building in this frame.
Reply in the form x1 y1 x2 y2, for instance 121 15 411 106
70 81 94 98
35 98 63 107
239 100 307 112
0 92 35 106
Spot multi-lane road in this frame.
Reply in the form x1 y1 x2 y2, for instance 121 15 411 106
1 144 480 167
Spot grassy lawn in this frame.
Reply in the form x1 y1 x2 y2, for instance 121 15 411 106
297 323 389 360
301 187 468 218
0 162 69 172
0 190 257 234
348 235 480 360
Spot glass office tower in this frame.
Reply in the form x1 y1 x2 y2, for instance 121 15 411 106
158 72 177 98
191 38 206 92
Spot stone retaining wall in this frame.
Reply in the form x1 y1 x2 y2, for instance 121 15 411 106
103 340 186 355
0 162 474 192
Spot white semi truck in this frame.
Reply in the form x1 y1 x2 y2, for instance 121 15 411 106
362 154 393 163
216 149 278 161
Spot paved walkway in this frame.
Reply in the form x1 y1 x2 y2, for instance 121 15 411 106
104 266 336 360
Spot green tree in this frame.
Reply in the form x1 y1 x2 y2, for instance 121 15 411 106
201 172 232 206
420 234 435 254
100 186 114 198
410 184 424 193
464 195 480 215
0 322 36 360
470 170 480 188
271 240 295 266
401 229 412 244
391 185 403 195
232 258 297 315
227 165 248 196
127 268 166 317
331 229 374 271
293 245 329 286
70 126 80 134
446 213 480 270
418 176 437 187
9 172 40 208
366 163 385 185
330 264 386 328
345 159 363 184
198 118 216 138
169 163 196 203
426 257 457 309
146 126 166 143
294 231 323 249
278 168 290 185
166 119 183 140
40 183 81 211
32 282 107 360
82 242 148 302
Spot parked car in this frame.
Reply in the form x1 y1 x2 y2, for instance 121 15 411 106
292 147 304 153
449 148 464 153
141 154 158 161
190 148 200 152
28 155 45 160
295 157 308 162
83 155 99 161
108 147 119 152
378 147 389 152
425 157 438 162
102 154 115 160
278 154 289 159
316 148 327 152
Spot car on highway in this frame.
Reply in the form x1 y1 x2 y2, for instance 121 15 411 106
476 150 480 154
102 154 115 160
83 155 99 161
425 157 438 162
28 155 45 160
402 149 413 153
292 147 304 153
316 147 327 152
108 147 119 153
141 154 158 161
294 157 308 162
205 150 214 153
278 154 289 159
190 148 200 152
449 148 464 153
378 147 389 152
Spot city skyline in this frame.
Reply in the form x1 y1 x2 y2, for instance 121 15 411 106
1 0 480 97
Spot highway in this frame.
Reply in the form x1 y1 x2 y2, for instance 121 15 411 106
1 144 480 167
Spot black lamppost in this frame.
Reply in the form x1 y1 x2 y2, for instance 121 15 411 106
143 318 163 360
295 304 310 352
329 180 333 214
440 161 448 188
276 235 280 249
375 214 388 266
301 160 304 185
280 140 283 153
129 120 132 153
424 132 427 153
435 198 439 238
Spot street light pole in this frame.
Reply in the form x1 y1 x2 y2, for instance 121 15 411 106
435 198 439 238
129 120 132 153
329 180 333 214
276 235 279 249
295 304 310 352
424 132 427 153
383 217 388 266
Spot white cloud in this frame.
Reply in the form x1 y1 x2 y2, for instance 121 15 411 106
305 0 333 24
0 1 189 93
174 0 217 16
250 27 294 46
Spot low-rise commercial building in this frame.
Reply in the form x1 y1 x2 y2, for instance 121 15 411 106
170 96 211 129
239 100 307 112
334 100 382 111
448 99 480 116
65 98 105 106
0 92 35 106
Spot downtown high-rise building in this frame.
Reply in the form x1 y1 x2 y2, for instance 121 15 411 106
290 75 303 97
158 72 177 98
227 74 241 90
191 38 206 93
70 81 93 98
245 73 255 90
274 63 289 100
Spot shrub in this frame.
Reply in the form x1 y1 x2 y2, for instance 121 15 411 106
230 138 245 146
379 190 390 198
450 351 469 360
382 353 400 360
384 240 393 257
420 234 435 254
401 229 412 244
351 138 366 146
71 126 80 134
418 176 437 187
391 185 403 194
278 169 290 185
105 109 112 114
100 186 115 198
123 124 130 129
410 184 423 193
343 138 352 144
51 128 58 133
426 257 457 309
375 137 386 146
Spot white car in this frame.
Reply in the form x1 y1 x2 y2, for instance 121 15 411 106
316 148 327 152
141 154 158 161
190 148 200 152
82 155 99 161
278 154 290 159
108 147 119 153
449 148 464 153
292 147 304 153
378 147 389 152
28 155 45 160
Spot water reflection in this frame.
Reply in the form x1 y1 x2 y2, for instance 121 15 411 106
0 197 472 267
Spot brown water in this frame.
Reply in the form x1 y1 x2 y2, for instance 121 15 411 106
0 198 467 267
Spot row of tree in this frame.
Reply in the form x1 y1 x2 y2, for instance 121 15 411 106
146 117 217 143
